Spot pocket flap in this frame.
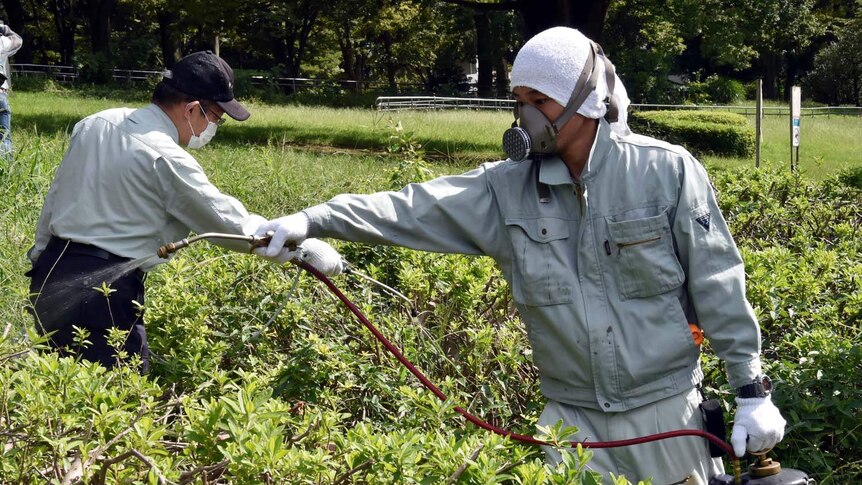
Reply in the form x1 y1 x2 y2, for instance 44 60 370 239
505 217 569 243
606 212 668 244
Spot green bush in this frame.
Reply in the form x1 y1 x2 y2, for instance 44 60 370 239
77 52 116 85
837 166 862 189
629 110 755 157
705 166 862 483
686 75 746 104
1 104 859 483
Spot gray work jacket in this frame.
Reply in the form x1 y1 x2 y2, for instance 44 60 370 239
304 119 762 411
30 104 263 269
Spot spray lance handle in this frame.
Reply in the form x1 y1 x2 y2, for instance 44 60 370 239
249 230 299 253
156 231 298 260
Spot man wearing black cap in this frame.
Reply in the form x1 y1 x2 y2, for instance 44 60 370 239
25 51 341 372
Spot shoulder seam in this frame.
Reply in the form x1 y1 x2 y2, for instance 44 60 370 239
92 110 185 163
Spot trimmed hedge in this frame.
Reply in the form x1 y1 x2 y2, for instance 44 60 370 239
629 110 755 158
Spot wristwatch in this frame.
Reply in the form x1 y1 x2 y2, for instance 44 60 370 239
737 374 773 398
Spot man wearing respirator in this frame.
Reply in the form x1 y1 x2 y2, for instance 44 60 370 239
255 27 785 483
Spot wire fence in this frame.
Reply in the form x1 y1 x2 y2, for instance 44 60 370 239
374 96 862 117
9 63 426 94
9 63 861 116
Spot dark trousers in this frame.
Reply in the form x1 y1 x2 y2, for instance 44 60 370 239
27 237 150 372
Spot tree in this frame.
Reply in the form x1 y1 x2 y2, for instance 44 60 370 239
803 18 862 105
84 0 116 60
1 0 35 62
47 0 82 65
441 0 612 40
320 0 381 83
253 0 324 78
603 0 687 102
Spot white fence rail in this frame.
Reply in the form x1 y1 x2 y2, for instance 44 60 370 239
11 63 161 82
375 96 862 117
10 63 423 93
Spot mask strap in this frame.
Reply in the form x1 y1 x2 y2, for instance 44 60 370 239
595 43 619 123
552 42 601 133
533 156 551 203
185 103 199 137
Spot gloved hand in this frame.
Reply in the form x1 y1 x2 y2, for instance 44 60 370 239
297 238 344 276
254 212 309 259
255 238 344 276
730 396 786 457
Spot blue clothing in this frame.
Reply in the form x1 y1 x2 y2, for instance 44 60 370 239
0 24 22 159
0 91 11 158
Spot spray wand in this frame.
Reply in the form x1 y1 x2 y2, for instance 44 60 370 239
157 233 743 484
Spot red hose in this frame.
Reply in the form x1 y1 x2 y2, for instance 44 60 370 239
298 261 738 459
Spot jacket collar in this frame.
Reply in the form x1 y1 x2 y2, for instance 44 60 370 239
538 117 614 186
131 103 180 144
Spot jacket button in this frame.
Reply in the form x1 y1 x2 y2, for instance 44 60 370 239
604 402 610 408
541 228 547 235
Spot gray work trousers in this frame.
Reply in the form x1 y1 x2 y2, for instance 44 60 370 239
539 387 724 485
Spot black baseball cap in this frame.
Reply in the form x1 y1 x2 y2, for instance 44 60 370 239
163 50 250 121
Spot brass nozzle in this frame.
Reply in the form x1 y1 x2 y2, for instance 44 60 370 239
157 239 189 259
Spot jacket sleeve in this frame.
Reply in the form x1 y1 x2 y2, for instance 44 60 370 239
0 28 23 56
155 154 264 252
672 155 762 388
303 166 505 258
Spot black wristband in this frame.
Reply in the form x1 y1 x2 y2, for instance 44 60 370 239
737 375 772 398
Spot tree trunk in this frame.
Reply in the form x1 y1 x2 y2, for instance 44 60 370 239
156 10 181 68
338 21 356 80
495 55 508 97
489 11 508 97
293 8 319 78
86 0 116 58
761 53 780 100
0 0 33 62
442 0 611 42
279 1 320 78
474 11 493 97
519 0 611 41
49 0 78 65
382 31 397 91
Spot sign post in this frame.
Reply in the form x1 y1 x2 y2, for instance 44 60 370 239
756 79 763 168
790 86 801 172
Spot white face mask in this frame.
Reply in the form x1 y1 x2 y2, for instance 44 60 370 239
186 105 219 149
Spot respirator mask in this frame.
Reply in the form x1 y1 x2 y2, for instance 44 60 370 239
186 104 219 150
502 42 619 162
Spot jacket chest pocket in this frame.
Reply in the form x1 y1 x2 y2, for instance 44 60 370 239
605 211 684 299
505 217 574 306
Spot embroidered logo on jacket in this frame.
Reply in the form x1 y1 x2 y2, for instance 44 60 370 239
696 213 711 231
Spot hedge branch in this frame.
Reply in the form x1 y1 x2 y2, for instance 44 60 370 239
94 449 167 485
288 418 320 444
178 459 229 485
61 396 184 485
333 459 375 485
446 443 485 484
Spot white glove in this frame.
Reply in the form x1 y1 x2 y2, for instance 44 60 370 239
297 238 344 276
254 238 344 276
730 396 786 457
254 212 309 258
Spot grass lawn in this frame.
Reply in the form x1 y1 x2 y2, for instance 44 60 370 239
12 90 860 179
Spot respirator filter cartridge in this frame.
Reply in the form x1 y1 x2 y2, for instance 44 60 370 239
502 127 532 162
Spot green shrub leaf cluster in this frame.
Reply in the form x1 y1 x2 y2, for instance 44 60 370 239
630 110 755 158
1 102 859 483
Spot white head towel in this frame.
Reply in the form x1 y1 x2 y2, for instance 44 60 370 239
510 27 631 137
